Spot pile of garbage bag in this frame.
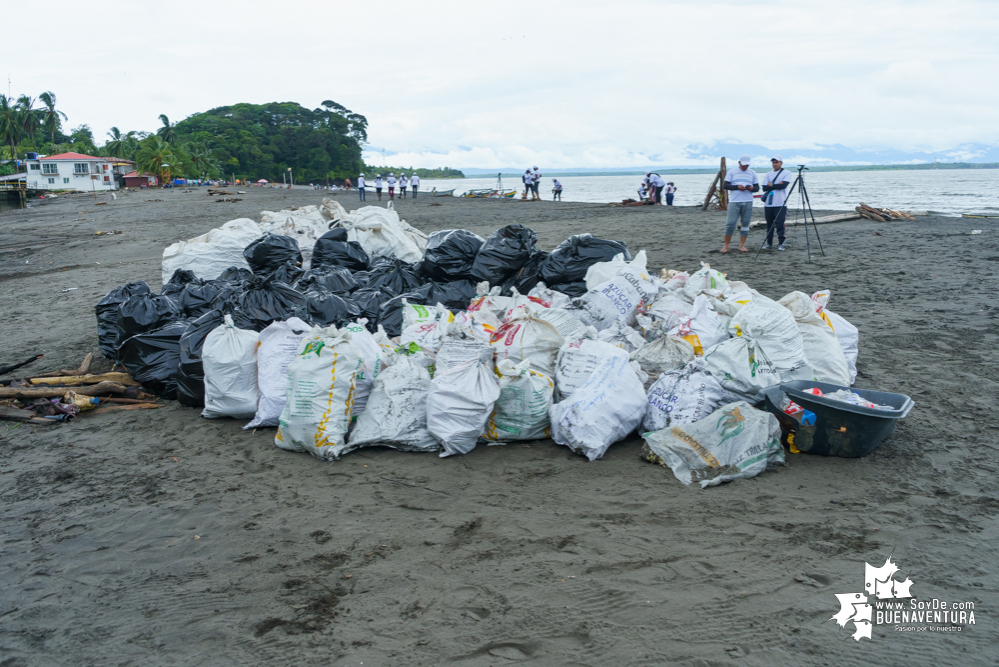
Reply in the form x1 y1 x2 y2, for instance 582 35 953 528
95 202 862 488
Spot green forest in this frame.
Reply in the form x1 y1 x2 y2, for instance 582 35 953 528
0 94 417 183
362 165 465 179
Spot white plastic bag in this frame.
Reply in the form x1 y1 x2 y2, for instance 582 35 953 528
572 273 656 331
728 294 813 382
641 401 784 488
426 349 500 457
533 308 587 342
583 250 651 291
342 320 393 418
346 352 438 453
549 352 647 461
631 334 695 386
812 290 859 384
554 338 623 400
596 320 647 353
778 291 851 385
275 326 364 460
490 311 564 376
702 336 781 403
400 302 454 352
669 294 729 355
435 322 492 376
201 314 260 419
482 359 554 442
643 360 726 432
644 292 693 331
245 317 311 429
681 262 730 301
333 202 426 262
528 282 572 309
468 283 513 318
161 218 262 284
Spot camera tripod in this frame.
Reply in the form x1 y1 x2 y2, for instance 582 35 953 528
754 164 825 263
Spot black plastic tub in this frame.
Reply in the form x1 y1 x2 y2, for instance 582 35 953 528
762 380 914 458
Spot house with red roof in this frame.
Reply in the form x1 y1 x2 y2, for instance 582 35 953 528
24 152 119 191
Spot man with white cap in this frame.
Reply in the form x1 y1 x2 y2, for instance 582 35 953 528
357 172 366 201
761 155 792 250
721 153 759 252
410 172 420 198
399 172 408 198
649 172 667 204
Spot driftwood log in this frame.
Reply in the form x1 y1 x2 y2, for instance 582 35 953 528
32 353 94 378
0 407 58 425
0 381 129 399
30 372 138 387
89 403 161 415
0 355 44 377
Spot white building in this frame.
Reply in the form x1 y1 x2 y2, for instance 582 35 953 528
24 152 119 191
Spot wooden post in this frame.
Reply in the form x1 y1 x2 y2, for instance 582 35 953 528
701 172 720 211
718 157 728 210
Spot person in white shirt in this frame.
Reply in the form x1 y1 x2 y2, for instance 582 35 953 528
387 173 396 199
523 169 533 199
532 166 541 200
638 181 649 201
551 178 563 201
399 173 408 198
357 172 366 201
761 155 792 250
665 181 677 205
721 154 759 253
410 173 420 198
375 174 383 200
649 173 667 204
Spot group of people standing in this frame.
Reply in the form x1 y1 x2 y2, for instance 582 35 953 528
639 172 677 205
356 172 421 201
522 167 565 201
721 153 791 253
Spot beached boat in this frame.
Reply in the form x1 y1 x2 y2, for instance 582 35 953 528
961 213 999 218
429 188 455 197
462 188 518 199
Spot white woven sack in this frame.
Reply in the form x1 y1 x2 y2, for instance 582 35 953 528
245 317 311 429
201 314 260 419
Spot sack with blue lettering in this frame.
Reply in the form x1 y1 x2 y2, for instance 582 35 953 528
642 359 725 433
641 401 784 488
571 273 657 331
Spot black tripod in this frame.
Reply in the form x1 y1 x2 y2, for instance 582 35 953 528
755 164 825 262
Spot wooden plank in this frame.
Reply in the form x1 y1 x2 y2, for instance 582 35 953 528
89 403 161 415
0 381 129 399
30 372 138 387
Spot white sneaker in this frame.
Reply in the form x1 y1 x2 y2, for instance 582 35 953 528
778 243 786 251
762 243 772 250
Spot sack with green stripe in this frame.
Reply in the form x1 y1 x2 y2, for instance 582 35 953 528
641 401 784 488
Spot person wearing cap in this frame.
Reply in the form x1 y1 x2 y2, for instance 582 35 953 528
665 181 677 205
761 156 792 250
638 180 649 202
374 174 383 200
357 172 366 201
523 169 533 199
532 166 542 200
387 172 396 199
399 173 408 198
649 172 667 204
552 178 563 201
410 172 420 198
721 154 759 252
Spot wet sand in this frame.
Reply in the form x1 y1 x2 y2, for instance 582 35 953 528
1 187 996 665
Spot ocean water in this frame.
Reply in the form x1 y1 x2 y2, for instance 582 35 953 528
413 169 998 215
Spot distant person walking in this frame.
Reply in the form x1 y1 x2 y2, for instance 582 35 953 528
721 154 759 253
665 181 676 205
375 174 383 200
649 172 666 204
357 173 366 201
532 166 542 200
387 173 396 199
399 173 408 198
410 173 420 198
552 178 563 201
761 155 791 251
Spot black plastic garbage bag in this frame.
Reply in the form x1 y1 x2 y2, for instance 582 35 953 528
236 277 306 332
351 288 389 330
364 258 423 296
500 250 549 296
311 228 369 272
539 234 630 290
378 292 427 338
178 281 224 318
118 320 190 399
161 269 202 296
218 266 254 282
299 291 361 327
547 281 588 297
416 280 477 311
272 263 306 286
419 229 484 282
95 281 151 359
296 266 359 294
470 224 537 285
176 310 224 407
116 293 182 352
243 234 303 277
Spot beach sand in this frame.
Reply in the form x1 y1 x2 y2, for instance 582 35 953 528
1 188 996 665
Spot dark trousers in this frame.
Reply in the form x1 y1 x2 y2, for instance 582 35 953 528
400 186 407 198
665 193 674 205
412 185 418 198
765 206 787 244
654 185 664 203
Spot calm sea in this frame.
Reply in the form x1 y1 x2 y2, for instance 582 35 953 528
414 169 998 216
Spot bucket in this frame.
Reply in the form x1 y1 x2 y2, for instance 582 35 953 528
762 380 914 458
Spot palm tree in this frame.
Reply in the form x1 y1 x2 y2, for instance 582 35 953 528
16 96 39 151
136 135 175 185
38 91 67 145
156 114 177 144
105 127 127 158
0 95 22 158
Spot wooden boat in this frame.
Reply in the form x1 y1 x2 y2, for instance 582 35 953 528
462 189 495 198
961 213 999 218
429 188 455 197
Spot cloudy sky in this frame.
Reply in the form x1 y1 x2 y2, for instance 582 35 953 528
7 0 998 168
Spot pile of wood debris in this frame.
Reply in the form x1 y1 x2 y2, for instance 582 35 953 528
608 198 656 207
855 203 915 221
0 353 162 426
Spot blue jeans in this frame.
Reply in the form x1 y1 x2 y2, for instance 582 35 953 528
725 201 753 237
359 187 366 201
412 186 418 198
665 194 674 205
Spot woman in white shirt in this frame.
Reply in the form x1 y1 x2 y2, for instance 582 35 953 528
665 181 677 206
399 174 408 198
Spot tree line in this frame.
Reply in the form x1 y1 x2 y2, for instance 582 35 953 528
362 165 465 179
0 94 372 184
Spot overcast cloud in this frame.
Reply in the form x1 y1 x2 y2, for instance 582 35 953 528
7 0 998 168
